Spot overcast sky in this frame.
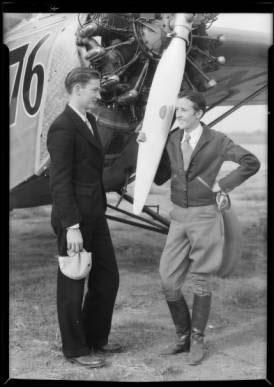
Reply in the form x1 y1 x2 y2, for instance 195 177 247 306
202 105 268 133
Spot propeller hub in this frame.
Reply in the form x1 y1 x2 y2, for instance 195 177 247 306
173 13 194 42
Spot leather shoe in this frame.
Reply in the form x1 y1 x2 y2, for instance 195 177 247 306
93 342 124 354
188 337 206 365
68 354 106 368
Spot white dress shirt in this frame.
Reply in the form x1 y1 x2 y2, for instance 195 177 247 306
180 123 203 151
68 103 94 133
68 103 88 123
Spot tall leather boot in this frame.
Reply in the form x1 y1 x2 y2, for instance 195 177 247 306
161 295 191 355
188 293 212 365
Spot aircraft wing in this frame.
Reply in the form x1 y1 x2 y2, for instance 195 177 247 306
202 27 271 106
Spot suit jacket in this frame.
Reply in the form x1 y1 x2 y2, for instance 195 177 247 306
47 104 107 228
155 123 260 207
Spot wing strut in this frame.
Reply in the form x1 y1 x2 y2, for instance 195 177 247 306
106 192 170 234
207 84 267 128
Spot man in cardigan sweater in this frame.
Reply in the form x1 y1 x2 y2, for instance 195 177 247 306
137 90 260 365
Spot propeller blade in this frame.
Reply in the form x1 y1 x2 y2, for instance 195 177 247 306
133 14 194 215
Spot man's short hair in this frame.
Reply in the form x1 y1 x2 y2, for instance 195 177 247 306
65 67 101 94
178 90 207 115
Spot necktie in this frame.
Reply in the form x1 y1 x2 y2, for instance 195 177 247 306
85 118 94 135
181 133 193 170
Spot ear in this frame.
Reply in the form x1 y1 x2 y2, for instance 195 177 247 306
73 83 81 95
196 109 203 120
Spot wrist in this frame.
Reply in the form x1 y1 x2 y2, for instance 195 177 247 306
67 224 80 230
212 181 221 193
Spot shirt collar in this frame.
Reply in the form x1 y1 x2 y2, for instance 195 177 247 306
68 102 87 122
181 123 203 143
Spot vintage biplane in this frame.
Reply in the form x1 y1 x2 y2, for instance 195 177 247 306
6 12 270 238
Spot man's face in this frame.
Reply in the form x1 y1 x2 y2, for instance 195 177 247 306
76 79 101 110
175 97 202 131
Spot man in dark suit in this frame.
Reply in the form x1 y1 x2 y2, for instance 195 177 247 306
47 67 121 368
137 90 260 365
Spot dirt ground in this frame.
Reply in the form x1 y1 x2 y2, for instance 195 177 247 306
8 161 268 382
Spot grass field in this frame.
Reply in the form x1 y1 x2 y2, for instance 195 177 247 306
9 144 267 381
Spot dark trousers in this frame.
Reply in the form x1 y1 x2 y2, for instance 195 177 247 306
52 213 119 358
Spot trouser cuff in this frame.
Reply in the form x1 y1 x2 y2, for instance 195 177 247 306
63 346 91 359
89 338 108 349
188 273 212 295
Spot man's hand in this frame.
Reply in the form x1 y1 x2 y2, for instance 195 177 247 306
66 228 83 254
216 191 231 211
136 131 147 143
